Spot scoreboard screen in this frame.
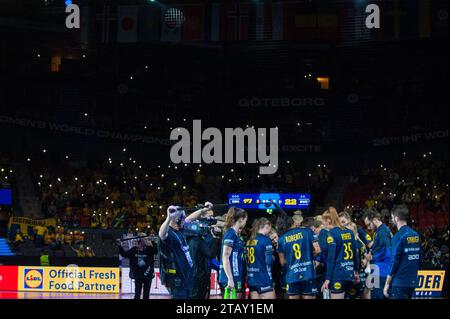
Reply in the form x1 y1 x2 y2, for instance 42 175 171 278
0 189 12 205
227 193 310 210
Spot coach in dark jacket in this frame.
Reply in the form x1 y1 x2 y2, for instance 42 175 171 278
119 236 157 299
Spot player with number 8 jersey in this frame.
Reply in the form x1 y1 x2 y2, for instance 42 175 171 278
277 211 321 299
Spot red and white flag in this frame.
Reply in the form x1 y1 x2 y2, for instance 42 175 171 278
117 5 138 43
184 5 205 41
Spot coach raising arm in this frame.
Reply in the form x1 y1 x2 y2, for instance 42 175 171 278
158 202 213 299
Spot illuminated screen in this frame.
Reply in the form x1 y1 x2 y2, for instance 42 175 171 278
227 193 310 210
0 189 12 205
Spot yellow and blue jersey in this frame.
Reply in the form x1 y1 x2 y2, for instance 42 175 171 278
325 227 359 282
357 226 373 247
355 238 366 272
246 234 274 289
389 225 420 288
315 228 329 265
219 228 245 285
277 227 317 284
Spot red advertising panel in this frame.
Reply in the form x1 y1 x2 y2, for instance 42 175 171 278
0 266 19 291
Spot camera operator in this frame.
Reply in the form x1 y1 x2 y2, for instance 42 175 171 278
186 209 223 299
118 233 157 299
158 201 213 299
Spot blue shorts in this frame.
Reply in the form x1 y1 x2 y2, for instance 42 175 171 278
330 280 353 294
286 280 318 296
389 286 415 300
371 276 387 300
348 273 367 298
249 285 274 294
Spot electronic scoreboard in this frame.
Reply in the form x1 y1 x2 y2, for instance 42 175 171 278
227 193 310 212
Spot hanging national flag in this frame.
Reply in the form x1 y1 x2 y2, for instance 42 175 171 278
431 0 448 38
254 1 265 41
283 1 315 40
418 0 431 38
223 2 250 42
248 0 274 41
340 3 374 46
383 0 418 40
398 0 423 39
80 6 90 46
317 12 339 39
117 5 138 43
209 2 221 41
161 7 184 42
263 1 274 41
94 3 117 43
184 4 205 41
207 2 281 43
138 5 161 43
272 1 283 40
282 1 339 41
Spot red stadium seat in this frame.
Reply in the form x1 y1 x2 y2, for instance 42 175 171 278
435 211 449 230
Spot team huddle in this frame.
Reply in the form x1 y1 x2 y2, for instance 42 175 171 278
217 205 421 300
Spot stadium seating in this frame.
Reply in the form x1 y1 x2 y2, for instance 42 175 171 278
0 237 14 256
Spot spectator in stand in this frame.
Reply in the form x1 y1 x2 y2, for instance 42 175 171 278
14 229 25 245
85 246 95 257
73 215 80 228
73 230 84 245
71 244 85 257
64 231 74 246
71 243 95 257
33 224 48 248
44 230 56 248
91 213 99 228
55 227 65 248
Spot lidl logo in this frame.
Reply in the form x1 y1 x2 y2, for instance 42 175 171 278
24 269 43 289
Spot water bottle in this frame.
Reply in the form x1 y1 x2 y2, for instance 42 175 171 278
223 287 230 299
231 287 237 299
223 287 237 299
